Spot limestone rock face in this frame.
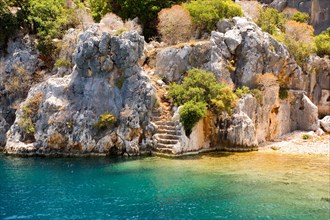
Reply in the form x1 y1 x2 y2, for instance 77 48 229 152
270 0 288 11
219 112 258 150
0 116 8 147
0 34 40 149
5 26 156 156
153 17 315 151
155 17 307 89
304 56 330 116
295 94 319 131
320 116 330 132
1 34 39 74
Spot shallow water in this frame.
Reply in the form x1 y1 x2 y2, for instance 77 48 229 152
0 152 329 219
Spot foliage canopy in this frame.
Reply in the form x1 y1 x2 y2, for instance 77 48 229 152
169 68 237 133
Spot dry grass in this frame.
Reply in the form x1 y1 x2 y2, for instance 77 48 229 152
157 5 193 45
99 13 142 35
255 73 278 87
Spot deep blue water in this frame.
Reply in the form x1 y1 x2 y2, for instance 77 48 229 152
0 152 329 219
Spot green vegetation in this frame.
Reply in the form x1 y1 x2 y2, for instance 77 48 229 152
115 76 125 89
0 0 30 49
54 58 71 68
279 86 288 100
256 7 285 35
235 86 250 98
94 112 116 130
235 86 263 104
302 134 312 140
291 11 310 23
184 0 243 33
88 0 111 22
256 8 315 66
29 0 78 56
18 118 35 136
169 68 237 133
18 93 43 139
315 28 330 57
179 100 207 133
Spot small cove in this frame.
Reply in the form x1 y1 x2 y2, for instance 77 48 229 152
0 152 329 219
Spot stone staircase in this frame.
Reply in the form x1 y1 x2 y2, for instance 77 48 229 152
152 109 183 155
145 67 184 155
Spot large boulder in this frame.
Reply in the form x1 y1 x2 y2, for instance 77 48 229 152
320 116 330 132
5 25 156 156
304 56 330 116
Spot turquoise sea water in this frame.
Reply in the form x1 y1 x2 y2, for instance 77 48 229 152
0 152 329 219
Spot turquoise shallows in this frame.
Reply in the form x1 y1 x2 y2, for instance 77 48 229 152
0 152 329 219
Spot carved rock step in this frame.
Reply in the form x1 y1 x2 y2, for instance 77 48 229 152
155 121 178 126
157 124 178 130
156 143 176 149
157 129 181 135
156 134 180 140
156 138 178 145
153 147 175 154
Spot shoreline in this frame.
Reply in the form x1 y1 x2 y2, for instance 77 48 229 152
259 131 330 156
1 131 329 158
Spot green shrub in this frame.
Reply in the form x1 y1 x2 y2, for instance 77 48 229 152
279 86 288 100
210 86 238 114
291 11 309 23
302 134 312 140
169 68 231 106
256 7 285 35
115 75 125 89
94 112 116 130
54 58 71 68
113 27 128 36
88 0 111 22
18 118 36 135
315 28 330 57
235 86 263 104
235 86 250 98
169 68 238 132
29 0 78 56
184 0 243 33
179 100 207 134
251 89 263 105
18 93 43 138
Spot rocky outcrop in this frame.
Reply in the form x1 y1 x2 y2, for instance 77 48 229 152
152 17 320 153
320 116 330 132
304 56 330 116
155 17 308 89
2 17 325 156
0 34 41 149
5 25 156 156
1 34 39 74
0 116 8 147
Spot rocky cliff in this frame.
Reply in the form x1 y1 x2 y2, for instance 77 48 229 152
151 17 325 153
1 17 329 156
4 25 156 156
